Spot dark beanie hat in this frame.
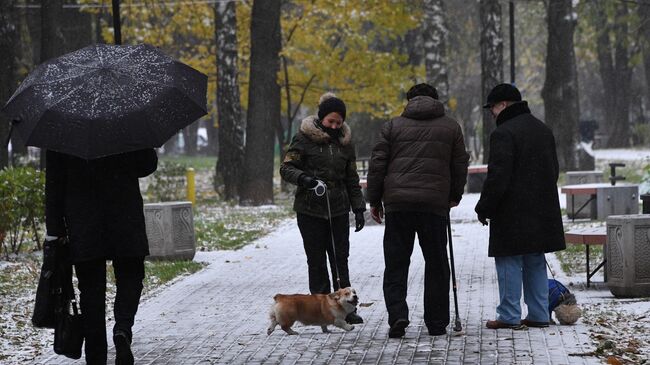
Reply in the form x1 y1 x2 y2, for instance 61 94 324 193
483 83 522 108
318 92 346 121
406 83 439 100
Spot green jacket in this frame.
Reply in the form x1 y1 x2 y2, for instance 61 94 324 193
280 115 365 219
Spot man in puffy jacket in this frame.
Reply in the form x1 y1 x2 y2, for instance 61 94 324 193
367 83 469 338
475 83 565 329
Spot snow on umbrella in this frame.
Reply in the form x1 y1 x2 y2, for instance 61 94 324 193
2 43 207 159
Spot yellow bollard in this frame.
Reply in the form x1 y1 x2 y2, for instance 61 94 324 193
186 167 196 206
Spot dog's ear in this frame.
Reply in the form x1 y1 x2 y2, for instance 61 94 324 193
329 292 340 301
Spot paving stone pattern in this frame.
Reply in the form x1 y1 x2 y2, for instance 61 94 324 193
37 196 601 364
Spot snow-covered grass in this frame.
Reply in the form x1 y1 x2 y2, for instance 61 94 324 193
194 197 294 251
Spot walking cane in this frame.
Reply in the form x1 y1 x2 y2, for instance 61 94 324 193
447 213 463 332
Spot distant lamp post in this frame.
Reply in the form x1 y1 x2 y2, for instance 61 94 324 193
509 1 515 84
112 0 121 45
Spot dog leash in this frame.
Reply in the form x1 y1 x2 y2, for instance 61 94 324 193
312 180 342 289
545 257 558 280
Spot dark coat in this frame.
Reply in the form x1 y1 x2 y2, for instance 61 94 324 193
366 96 469 217
475 102 565 257
280 116 365 219
45 149 158 263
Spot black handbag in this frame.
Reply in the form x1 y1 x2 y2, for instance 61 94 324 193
32 237 85 359
32 239 61 328
53 297 84 359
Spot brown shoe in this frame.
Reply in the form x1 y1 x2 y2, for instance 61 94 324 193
486 320 525 330
521 319 549 328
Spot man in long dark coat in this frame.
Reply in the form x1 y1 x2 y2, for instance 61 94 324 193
46 148 158 364
475 83 565 329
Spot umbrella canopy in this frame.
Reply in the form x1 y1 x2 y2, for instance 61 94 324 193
2 43 207 159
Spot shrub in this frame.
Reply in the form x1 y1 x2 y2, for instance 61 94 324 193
0 167 45 258
640 164 650 195
632 123 650 147
146 161 187 202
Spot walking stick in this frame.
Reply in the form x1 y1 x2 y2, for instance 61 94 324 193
447 213 462 332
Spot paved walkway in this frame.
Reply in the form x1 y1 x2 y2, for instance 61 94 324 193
38 195 601 364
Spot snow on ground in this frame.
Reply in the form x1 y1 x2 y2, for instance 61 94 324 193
593 148 650 162
3 149 650 364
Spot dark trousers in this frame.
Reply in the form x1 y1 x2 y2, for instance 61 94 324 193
383 212 450 329
297 213 351 294
75 257 145 365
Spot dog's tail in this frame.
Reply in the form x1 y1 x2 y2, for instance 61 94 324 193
267 303 278 335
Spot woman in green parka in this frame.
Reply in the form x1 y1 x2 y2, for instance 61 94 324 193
280 92 366 324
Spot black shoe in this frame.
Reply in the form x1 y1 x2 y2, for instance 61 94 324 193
113 331 134 365
428 326 447 336
388 319 409 338
346 312 364 324
521 319 549 328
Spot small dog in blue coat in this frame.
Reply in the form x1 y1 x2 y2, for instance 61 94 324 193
548 279 581 325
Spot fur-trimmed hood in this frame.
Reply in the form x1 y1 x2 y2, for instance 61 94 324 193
299 115 351 145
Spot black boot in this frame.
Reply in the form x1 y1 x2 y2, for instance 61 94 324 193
113 331 134 365
346 310 364 324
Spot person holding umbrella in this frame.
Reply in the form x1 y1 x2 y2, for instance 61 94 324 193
280 92 366 325
45 149 157 364
366 83 469 338
3 43 208 364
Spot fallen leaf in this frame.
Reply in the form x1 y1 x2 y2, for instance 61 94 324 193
606 356 622 365
359 302 374 307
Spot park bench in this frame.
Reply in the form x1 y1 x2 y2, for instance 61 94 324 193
564 226 606 288
467 164 488 193
561 183 638 222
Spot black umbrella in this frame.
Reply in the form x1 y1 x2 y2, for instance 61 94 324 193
2 43 207 159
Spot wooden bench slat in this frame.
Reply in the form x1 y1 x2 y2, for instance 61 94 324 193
564 227 606 245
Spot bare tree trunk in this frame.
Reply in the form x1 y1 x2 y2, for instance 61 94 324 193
239 0 281 206
639 3 650 111
480 0 503 163
0 0 18 169
593 2 634 147
62 5 93 52
8 1 32 164
279 55 314 193
183 121 198 156
206 113 218 156
215 1 244 200
542 0 579 171
41 0 65 64
163 135 179 155
423 0 450 102
39 0 65 168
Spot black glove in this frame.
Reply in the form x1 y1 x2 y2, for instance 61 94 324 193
478 214 488 226
354 211 365 232
298 174 319 189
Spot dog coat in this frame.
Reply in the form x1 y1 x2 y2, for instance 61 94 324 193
548 279 574 315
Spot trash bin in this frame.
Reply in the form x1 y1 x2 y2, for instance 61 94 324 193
642 194 650 214
466 165 488 193
579 120 598 143
606 215 650 297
